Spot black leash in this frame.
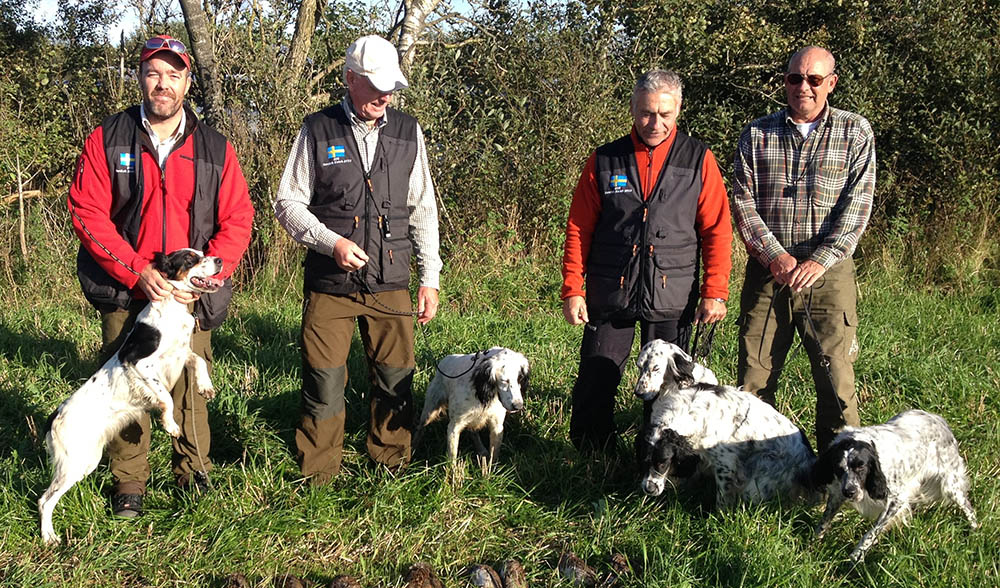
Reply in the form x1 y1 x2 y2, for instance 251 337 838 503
758 279 848 423
690 321 718 364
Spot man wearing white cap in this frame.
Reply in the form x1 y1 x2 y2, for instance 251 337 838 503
274 35 441 484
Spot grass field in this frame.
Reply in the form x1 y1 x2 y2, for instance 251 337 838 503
1 252 997 587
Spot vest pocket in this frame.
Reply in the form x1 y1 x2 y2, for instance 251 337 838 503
650 250 697 312
584 244 631 316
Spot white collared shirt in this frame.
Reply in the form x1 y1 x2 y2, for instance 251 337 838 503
140 104 186 168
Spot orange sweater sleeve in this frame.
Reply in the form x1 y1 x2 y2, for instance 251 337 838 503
696 149 733 300
561 152 600 299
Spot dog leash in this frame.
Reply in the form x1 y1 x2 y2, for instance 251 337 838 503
757 279 848 424
690 321 718 364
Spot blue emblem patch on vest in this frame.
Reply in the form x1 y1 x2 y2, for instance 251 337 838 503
327 145 346 160
610 174 627 189
118 152 134 170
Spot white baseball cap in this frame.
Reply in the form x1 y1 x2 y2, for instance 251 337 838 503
345 35 408 93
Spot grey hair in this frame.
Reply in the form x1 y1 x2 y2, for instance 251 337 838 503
632 69 683 105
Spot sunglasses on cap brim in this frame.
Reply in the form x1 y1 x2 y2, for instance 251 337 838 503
145 37 187 54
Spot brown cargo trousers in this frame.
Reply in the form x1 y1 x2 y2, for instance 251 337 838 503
737 258 861 451
297 289 415 485
100 301 213 495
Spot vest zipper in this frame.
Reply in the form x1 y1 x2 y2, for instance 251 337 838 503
160 161 167 255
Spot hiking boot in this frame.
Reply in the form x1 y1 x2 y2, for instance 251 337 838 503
111 493 144 518
177 471 211 497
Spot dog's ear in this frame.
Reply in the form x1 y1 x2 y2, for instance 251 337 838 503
517 363 530 394
864 444 889 500
670 353 698 388
153 251 169 272
811 439 846 489
472 360 494 406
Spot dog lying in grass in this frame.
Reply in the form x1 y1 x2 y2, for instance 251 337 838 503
38 249 223 545
414 347 529 467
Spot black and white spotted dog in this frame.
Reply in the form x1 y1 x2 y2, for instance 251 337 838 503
38 249 223 544
635 340 816 508
415 347 529 467
811 409 978 562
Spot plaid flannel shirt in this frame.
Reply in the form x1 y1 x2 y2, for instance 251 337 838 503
732 106 876 269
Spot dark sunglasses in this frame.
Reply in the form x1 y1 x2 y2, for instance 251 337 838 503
145 37 187 54
784 72 834 87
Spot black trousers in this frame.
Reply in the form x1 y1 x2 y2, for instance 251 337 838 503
569 316 690 453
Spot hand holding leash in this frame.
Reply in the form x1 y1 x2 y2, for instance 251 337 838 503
417 286 439 325
694 297 726 324
333 238 369 271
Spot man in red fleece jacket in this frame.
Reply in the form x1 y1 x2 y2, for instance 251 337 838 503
561 69 732 455
67 35 254 517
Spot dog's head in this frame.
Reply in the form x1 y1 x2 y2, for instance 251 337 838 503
634 339 718 401
472 348 529 413
153 249 224 294
639 427 701 496
811 437 888 502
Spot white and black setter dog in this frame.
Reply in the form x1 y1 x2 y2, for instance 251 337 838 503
811 409 978 562
635 340 816 508
415 347 529 467
38 249 223 544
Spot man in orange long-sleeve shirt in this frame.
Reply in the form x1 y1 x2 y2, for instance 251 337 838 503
561 69 732 454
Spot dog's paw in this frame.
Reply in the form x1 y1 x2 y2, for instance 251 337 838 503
198 386 216 400
41 530 62 546
164 419 182 438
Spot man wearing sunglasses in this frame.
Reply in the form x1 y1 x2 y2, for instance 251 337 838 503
68 35 254 516
561 69 733 456
274 35 441 485
731 46 876 452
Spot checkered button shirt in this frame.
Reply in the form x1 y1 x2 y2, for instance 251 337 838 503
732 106 876 269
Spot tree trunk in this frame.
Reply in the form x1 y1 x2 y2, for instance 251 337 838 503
288 0 320 82
178 0 224 128
397 0 440 72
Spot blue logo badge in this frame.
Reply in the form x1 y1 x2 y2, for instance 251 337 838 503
327 145 346 160
610 174 627 189
119 152 135 170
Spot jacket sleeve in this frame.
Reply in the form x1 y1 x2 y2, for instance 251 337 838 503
561 152 601 300
203 141 254 280
68 127 146 289
695 149 733 301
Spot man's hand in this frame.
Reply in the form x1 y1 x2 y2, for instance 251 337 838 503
769 253 798 285
417 286 439 325
332 238 369 272
137 263 172 302
788 259 827 292
562 295 589 325
694 298 727 324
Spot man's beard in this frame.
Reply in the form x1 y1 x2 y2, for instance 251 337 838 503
144 91 183 122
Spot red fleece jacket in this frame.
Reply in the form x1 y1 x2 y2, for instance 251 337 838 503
68 122 254 297
561 128 733 301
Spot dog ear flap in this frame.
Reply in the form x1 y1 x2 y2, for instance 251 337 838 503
517 364 530 394
671 354 698 388
153 251 169 272
864 445 889 500
472 360 494 406
811 440 844 488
